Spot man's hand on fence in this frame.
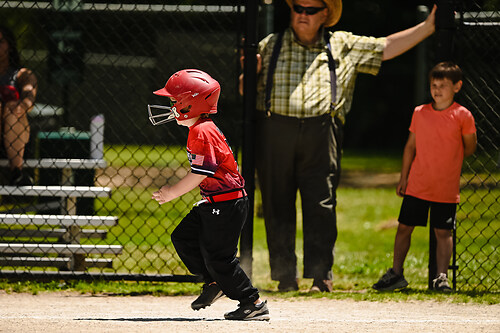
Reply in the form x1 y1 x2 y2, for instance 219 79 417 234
238 53 262 96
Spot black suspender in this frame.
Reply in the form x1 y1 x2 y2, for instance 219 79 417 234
265 31 337 113
324 32 337 111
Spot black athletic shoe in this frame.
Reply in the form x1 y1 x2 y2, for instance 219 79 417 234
191 283 224 311
224 300 270 321
372 268 409 291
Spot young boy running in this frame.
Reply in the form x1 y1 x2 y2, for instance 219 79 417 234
373 62 477 292
149 69 270 320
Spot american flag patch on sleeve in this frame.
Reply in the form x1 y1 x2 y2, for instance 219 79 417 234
191 154 205 166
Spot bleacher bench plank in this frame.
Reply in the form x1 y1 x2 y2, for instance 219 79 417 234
0 214 118 227
0 186 111 197
0 158 107 169
0 228 108 240
0 256 113 268
0 243 122 255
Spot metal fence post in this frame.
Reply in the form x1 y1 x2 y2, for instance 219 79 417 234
240 0 259 278
414 6 430 107
429 0 456 290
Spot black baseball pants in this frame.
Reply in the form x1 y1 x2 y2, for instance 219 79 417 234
171 197 259 304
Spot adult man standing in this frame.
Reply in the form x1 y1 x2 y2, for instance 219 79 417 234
243 0 437 292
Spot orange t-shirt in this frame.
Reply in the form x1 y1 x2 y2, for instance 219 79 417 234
406 102 476 203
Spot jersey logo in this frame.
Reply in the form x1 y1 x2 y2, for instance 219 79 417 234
192 93 199 97
212 209 220 215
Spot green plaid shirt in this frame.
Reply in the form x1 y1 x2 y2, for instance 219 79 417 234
257 28 386 123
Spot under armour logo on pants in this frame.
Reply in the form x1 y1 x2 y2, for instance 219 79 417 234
212 209 220 215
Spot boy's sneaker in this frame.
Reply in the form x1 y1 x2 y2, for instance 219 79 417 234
191 283 224 310
372 268 409 291
224 300 270 321
433 273 452 292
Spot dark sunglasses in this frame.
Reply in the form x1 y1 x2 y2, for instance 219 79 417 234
293 4 326 15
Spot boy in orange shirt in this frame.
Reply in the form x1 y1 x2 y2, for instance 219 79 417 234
373 62 477 292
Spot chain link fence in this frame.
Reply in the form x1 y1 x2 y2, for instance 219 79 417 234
0 1 243 281
0 1 498 291
454 0 499 291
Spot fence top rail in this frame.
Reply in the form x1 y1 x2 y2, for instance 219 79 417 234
0 158 107 169
0 256 110 262
3 2 241 13
0 186 111 197
0 214 118 227
458 11 500 21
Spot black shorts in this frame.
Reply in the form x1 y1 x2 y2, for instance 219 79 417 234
398 195 456 230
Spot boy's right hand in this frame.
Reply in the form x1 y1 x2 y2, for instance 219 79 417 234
396 179 407 197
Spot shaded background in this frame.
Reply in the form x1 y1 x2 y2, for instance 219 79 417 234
1 0 479 150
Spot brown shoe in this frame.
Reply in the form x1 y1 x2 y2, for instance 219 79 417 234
278 278 299 292
310 278 333 293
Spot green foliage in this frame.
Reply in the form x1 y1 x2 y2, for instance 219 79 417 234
341 149 402 173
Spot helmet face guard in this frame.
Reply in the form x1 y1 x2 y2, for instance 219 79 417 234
147 104 178 126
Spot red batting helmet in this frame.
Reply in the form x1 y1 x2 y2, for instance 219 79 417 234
148 69 220 125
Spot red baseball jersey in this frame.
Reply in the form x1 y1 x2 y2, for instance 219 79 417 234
187 117 245 196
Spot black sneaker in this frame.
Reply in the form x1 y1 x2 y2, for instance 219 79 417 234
191 283 224 311
372 268 409 291
432 273 452 292
224 300 270 321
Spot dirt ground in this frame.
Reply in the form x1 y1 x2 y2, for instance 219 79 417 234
0 292 499 333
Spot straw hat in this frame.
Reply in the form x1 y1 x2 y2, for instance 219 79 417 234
285 0 342 27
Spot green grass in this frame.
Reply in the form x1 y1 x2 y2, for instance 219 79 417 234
341 149 402 173
1 147 498 304
104 144 188 168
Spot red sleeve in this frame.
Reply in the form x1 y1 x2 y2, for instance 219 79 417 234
461 108 476 135
409 105 423 133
